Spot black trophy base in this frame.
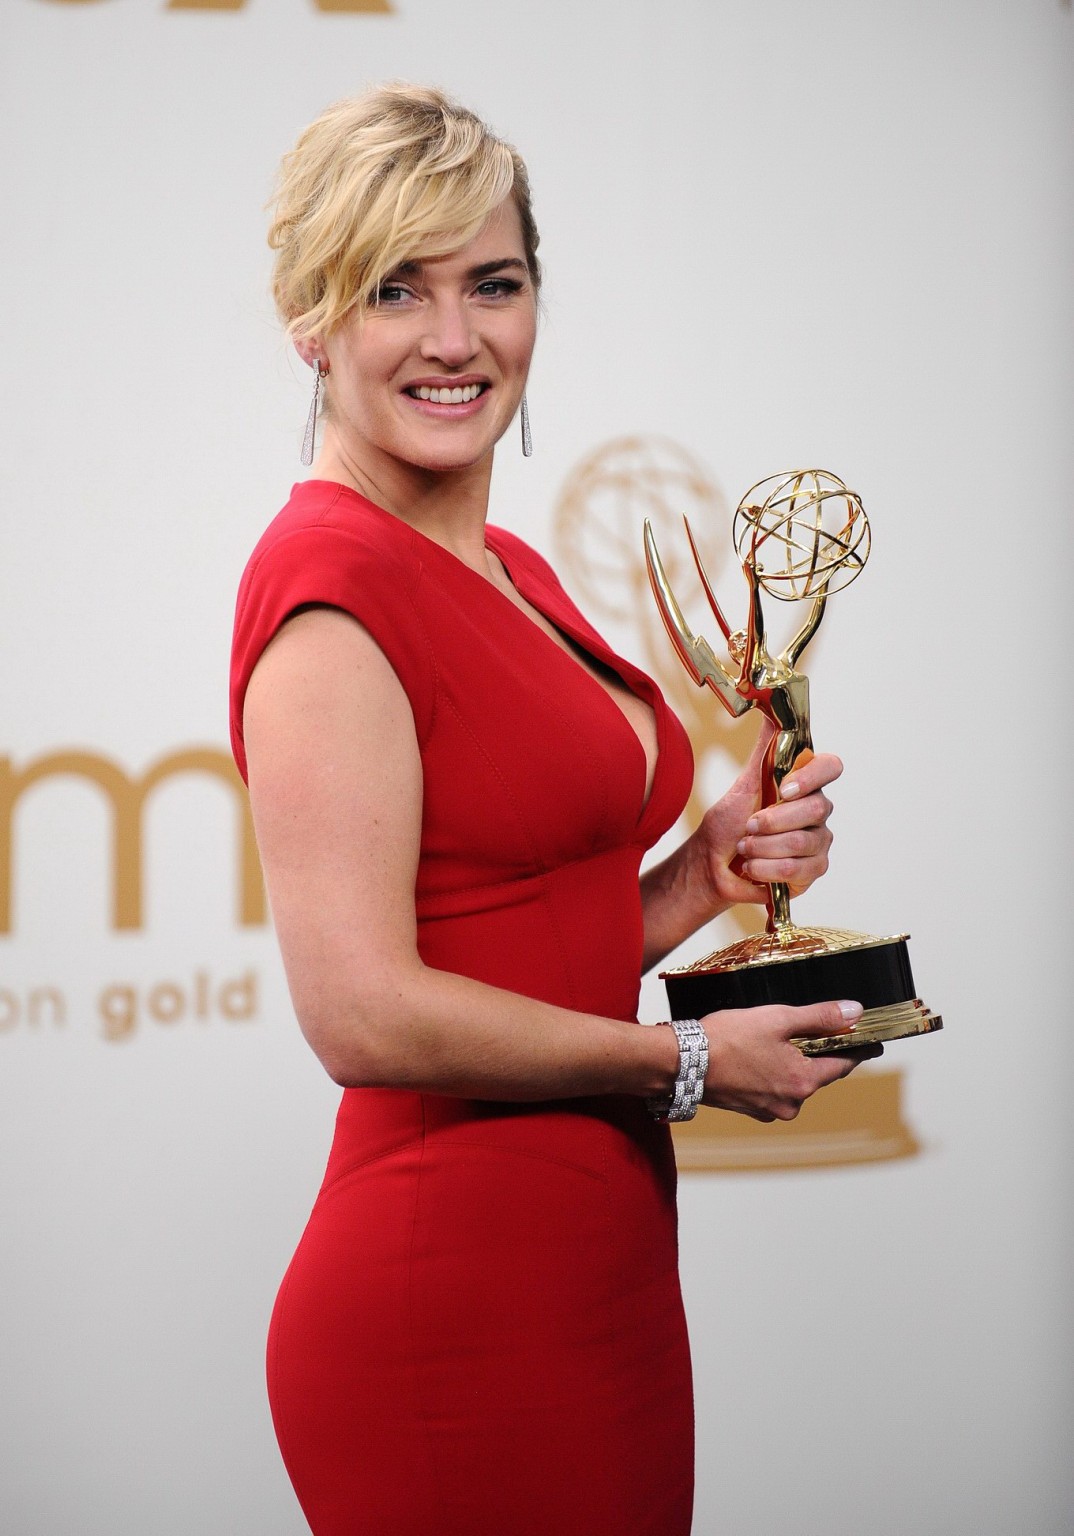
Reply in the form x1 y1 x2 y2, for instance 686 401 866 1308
660 926 942 1056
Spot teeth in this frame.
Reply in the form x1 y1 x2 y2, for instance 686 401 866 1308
412 384 483 403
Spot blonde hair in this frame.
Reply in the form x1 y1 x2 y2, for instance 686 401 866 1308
269 84 541 343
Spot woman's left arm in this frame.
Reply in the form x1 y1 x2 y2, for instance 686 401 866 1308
639 725 842 972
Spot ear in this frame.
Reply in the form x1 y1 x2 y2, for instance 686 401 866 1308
293 335 327 372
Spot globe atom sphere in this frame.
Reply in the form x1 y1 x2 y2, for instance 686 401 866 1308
732 469 871 602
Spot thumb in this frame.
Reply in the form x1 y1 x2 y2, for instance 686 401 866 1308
727 719 775 802
784 1000 863 1038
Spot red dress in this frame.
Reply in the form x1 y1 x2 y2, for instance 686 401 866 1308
230 482 696 1536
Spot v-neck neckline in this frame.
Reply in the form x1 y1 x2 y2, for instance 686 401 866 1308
482 529 662 822
306 482 666 828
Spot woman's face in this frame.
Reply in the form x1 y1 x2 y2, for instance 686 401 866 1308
308 199 537 479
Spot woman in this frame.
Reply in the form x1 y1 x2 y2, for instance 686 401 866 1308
230 85 877 1536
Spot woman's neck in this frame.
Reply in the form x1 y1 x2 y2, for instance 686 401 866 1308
310 436 496 574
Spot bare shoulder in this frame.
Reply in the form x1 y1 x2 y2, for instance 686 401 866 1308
243 605 421 838
246 605 414 744
247 604 400 704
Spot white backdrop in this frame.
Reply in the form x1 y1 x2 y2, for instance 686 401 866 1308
1 2 1072 1533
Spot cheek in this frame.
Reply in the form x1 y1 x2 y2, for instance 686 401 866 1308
507 314 538 375
328 348 393 420
328 324 395 385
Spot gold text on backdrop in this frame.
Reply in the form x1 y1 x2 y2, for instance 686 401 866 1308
0 748 265 934
98 970 258 1041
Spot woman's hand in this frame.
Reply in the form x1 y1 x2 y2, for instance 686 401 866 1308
693 722 841 913
639 724 842 971
701 999 882 1121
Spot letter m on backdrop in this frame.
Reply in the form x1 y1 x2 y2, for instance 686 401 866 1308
0 749 265 933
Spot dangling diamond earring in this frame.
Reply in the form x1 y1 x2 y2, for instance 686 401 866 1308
300 359 329 466
520 392 533 458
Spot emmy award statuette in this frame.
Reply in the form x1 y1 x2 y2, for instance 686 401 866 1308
644 470 942 1055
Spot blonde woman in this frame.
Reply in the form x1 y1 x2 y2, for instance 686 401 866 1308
230 85 876 1536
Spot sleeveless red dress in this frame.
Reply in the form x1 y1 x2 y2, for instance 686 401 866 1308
230 482 696 1536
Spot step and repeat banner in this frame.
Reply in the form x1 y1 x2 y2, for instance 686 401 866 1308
2 2 1071 1533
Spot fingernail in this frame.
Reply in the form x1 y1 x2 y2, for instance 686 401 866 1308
838 1000 863 1023
745 817 760 834
781 779 800 799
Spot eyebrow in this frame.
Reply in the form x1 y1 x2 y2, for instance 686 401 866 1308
393 256 529 280
467 257 529 279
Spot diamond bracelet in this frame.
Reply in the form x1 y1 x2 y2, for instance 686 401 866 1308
645 1018 708 1122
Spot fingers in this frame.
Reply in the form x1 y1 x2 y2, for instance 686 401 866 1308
740 753 840 839
735 754 839 889
723 719 774 803
838 1043 885 1067
779 751 843 801
699 999 870 1122
744 790 833 838
735 821 832 888
742 717 776 771
784 999 862 1039
804 1042 885 1097
762 1003 872 1117
782 1003 880 1097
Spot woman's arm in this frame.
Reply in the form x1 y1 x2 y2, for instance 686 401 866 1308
639 725 841 972
245 608 869 1114
245 606 679 1098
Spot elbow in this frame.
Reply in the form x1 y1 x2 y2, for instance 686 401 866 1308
316 1043 380 1090
305 1025 398 1090
295 989 418 1090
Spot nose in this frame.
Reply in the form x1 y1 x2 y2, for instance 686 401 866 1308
419 297 479 368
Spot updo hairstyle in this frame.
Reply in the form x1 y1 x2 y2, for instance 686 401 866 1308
268 84 541 344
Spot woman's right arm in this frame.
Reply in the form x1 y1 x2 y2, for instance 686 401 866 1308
243 607 875 1115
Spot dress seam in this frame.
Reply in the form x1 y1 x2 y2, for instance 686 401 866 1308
438 692 550 874
432 693 585 1011
315 1133 427 1197
430 1136 608 1184
404 1096 442 1508
416 846 641 905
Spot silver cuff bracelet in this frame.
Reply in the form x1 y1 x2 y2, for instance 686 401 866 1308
646 1018 708 1122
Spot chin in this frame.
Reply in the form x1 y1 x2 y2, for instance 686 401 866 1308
404 439 496 474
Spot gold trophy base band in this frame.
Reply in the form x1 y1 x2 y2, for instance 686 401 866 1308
793 999 943 1056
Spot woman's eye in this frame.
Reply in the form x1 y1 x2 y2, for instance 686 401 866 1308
475 278 523 299
374 282 410 305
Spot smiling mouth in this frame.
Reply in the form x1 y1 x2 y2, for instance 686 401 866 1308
405 383 488 404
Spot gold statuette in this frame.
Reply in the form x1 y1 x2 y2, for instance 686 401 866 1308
644 470 942 1054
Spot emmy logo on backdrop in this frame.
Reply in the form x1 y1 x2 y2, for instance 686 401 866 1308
645 469 942 1054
